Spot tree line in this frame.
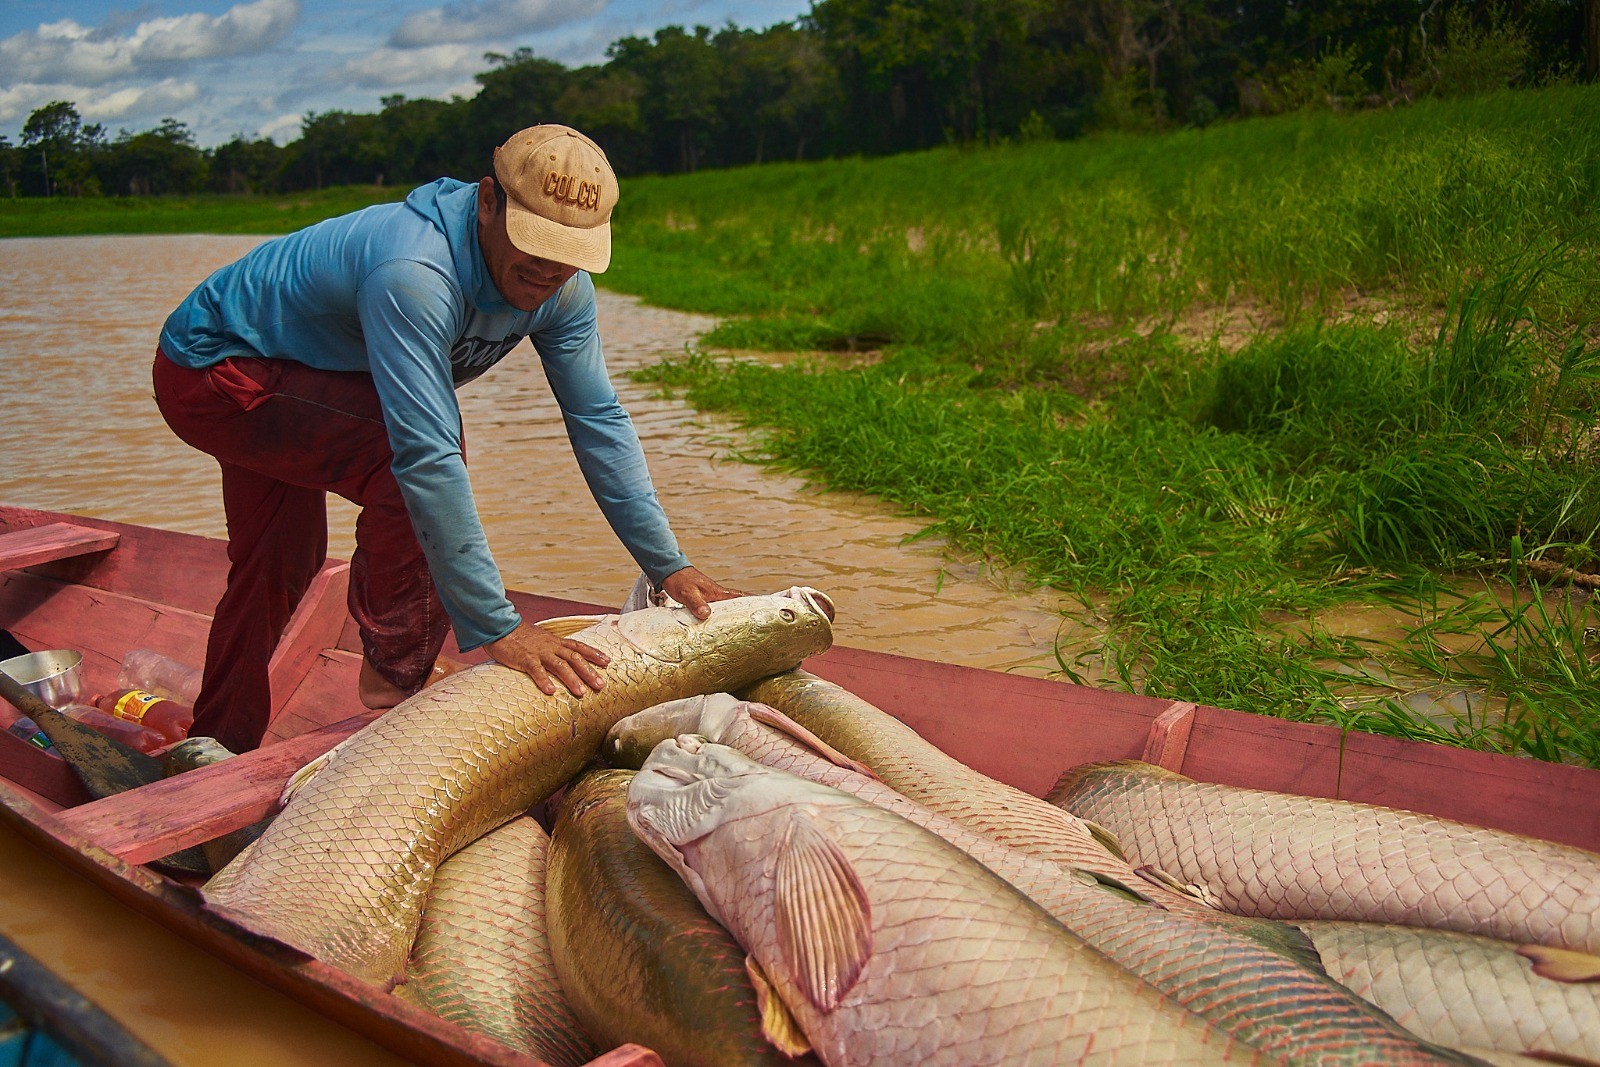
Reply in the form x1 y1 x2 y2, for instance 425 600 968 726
2 0 1594 198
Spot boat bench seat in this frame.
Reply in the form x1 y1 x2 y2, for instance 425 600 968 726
0 522 119 572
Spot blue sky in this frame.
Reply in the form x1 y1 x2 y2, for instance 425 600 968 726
1 0 813 147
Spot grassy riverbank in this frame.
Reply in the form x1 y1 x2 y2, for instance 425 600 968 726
603 85 1600 768
0 185 404 237
5 86 1596 766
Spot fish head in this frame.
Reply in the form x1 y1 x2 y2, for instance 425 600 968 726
627 734 770 844
611 587 834 681
607 693 745 769
625 736 785 902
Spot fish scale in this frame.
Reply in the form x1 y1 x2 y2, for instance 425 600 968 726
1297 921 1600 1064
395 816 597 1067
610 695 1490 1066
736 670 1215 913
628 739 1267 1067
545 768 816 1067
202 592 833 986
1048 760 1600 957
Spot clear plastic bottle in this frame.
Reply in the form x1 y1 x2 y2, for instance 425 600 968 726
62 703 168 754
115 649 203 706
92 688 194 745
6 716 55 751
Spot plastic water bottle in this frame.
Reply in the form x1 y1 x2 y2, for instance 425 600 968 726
115 649 203 705
63 703 169 754
6 716 54 751
92 689 194 745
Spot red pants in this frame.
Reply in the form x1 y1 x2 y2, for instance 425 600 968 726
152 350 448 751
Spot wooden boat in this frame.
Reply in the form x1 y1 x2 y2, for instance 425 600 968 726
2 501 1598 1067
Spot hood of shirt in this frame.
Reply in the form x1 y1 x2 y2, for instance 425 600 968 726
404 177 515 314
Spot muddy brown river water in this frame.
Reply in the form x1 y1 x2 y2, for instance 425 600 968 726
0 233 1074 1064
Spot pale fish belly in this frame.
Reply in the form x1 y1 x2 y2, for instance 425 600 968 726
1048 760 1600 957
395 816 596 1067
203 594 833 985
1297 920 1600 1064
609 696 1489 1067
628 741 1266 1067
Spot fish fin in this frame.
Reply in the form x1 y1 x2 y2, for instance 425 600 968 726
533 614 606 639
1237 920 1328 974
1517 944 1600 983
1070 867 1160 904
1517 1051 1600 1066
746 702 882 781
774 813 873 1014
1045 759 1189 807
280 738 352 807
1134 864 1222 908
1079 818 1128 861
745 954 813 1057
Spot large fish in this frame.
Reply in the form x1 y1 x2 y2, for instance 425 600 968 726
203 590 834 985
1048 760 1600 959
395 816 596 1067
1295 921 1600 1065
736 669 1216 914
546 767 819 1067
626 737 1266 1067
611 696 1491 1067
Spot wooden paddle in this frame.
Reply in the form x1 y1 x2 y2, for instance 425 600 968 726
0 669 209 875
0 669 164 795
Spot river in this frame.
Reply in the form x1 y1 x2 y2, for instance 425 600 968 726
0 233 1073 1064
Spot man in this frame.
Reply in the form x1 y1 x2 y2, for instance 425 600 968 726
153 124 737 752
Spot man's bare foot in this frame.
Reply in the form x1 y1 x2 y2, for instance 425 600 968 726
358 657 406 710
430 656 468 683
358 656 469 709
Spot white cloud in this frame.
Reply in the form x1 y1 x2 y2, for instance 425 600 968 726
339 43 484 88
82 78 202 123
258 112 304 143
1 0 300 86
390 0 606 49
0 78 200 126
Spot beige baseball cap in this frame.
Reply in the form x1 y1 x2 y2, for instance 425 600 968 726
492 125 618 273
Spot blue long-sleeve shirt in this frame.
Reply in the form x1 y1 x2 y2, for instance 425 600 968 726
159 178 691 649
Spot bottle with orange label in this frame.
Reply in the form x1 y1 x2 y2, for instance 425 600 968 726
92 688 194 745
62 703 169 754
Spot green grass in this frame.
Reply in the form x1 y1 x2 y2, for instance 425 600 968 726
615 85 1600 768
0 185 403 237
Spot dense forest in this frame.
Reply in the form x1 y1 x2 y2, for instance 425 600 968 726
2 0 1595 198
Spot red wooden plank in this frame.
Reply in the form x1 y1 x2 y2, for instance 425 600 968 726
57 709 383 864
264 650 364 744
0 728 90 808
807 644 1171 796
0 571 212 702
802 645 1600 851
1141 701 1196 771
0 522 119 572
1179 707 1600 851
0 506 231 617
267 562 352 717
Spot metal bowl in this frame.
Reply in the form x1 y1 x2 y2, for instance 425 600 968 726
0 649 84 708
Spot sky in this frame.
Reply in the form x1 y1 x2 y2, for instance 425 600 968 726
1 0 814 148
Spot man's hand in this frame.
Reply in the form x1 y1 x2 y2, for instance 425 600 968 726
487 621 610 698
661 566 744 621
